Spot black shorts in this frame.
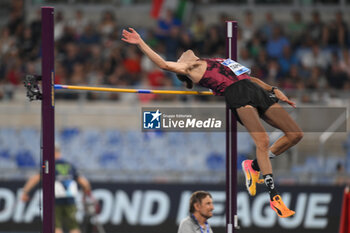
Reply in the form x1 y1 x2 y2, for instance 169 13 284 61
224 79 278 124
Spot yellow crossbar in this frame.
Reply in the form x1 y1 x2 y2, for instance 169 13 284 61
54 85 214 95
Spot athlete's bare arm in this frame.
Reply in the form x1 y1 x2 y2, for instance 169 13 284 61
122 28 189 73
122 28 206 83
250 77 296 107
250 77 273 91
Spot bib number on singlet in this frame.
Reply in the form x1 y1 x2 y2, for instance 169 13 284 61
221 59 251 76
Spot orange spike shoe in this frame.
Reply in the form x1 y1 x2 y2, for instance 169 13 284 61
242 160 264 196
270 195 295 218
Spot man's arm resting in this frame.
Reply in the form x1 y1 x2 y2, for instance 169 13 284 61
77 176 92 195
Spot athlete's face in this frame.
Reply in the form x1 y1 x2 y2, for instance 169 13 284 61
196 196 214 219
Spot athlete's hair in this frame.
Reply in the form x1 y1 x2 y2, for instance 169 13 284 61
189 191 212 213
176 74 193 89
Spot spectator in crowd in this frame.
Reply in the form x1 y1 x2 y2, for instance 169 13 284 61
305 66 326 90
54 61 68 85
216 12 231 37
62 42 84 77
54 11 66 41
278 45 298 76
190 14 206 52
238 47 254 69
326 52 350 89
281 64 303 90
204 25 224 56
240 10 256 47
265 58 282 85
179 30 194 53
165 26 181 61
17 26 38 61
104 46 123 77
155 8 181 42
178 191 214 233
307 10 326 45
70 63 86 85
0 27 15 56
79 22 101 45
300 43 329 72
251 49 269 80
323 11 349 49
333 162 350 185
4 57 22 86
30 9 42 43
339 48 350 77
247 32 264 59
99 11 117 39
287 11 306 49
144 28 160 49
69 10 88 38
21 144 91 233
85 44 105 85
266 26 290 59
7 2 24 36
259 12 277 42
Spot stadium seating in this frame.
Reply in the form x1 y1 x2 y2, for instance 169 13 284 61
1 127 348 183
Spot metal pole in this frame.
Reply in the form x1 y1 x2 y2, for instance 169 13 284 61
225 21 238 233
41 6 55 233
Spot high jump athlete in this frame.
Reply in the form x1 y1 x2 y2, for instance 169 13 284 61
122 27 303 218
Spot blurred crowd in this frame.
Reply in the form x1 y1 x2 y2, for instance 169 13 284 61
1 0 350 101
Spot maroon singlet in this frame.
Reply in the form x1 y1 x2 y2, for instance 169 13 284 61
198 58 251 96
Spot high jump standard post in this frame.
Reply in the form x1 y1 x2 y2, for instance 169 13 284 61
41 7 238 233
41 6 55 233
226 21 238 233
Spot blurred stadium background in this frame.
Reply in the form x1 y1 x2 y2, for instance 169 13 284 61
0 0 350 232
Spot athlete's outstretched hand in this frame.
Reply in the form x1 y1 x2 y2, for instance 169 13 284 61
122 28 142 45
274 89 296 108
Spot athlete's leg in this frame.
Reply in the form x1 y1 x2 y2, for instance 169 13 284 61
262 103 303 156
238 105 268 196
237 105 271 175
238 105 295 217
237 105 278 198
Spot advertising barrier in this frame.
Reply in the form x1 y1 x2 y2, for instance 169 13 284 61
0 182 344 233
